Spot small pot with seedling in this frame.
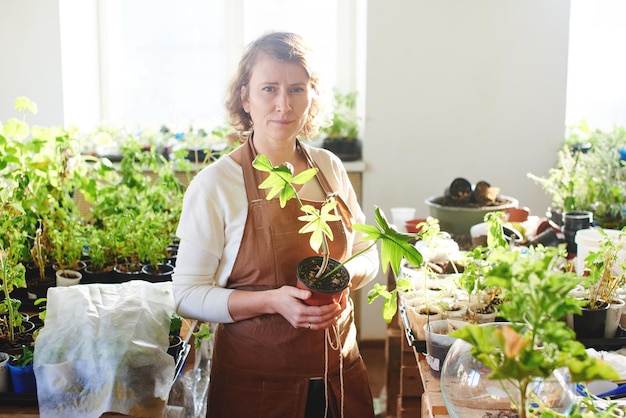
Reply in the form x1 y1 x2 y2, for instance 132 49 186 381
8 345 36 393
252 154 425 308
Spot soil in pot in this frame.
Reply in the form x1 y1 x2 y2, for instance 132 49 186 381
113 263 144 283
424 319 468 377
82 264 116 284
55 269 82 287
0 320 36 356
25 263 56 301
141 263 174 283
296 256 350 306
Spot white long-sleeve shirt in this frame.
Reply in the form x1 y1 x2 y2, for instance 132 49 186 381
172 143 379 323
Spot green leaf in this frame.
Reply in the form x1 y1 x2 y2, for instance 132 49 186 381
253 154 318 207
3 119 29 140
193 323 212 349
14 97 38 114
354 206 422 276
298 201 341 253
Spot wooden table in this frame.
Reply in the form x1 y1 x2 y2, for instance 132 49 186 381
415 352 451 418
384 267 451 418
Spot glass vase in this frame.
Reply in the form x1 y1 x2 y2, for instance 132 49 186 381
440 338 577 418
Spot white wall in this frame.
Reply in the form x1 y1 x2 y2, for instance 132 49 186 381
358 0 571 339
0 0 64 127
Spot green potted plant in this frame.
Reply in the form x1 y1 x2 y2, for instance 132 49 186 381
8 345 36 393
0 210 29 351
0 97 99 288
83 222 118 283
46 199 87 287
320 89 362 161
168 123 240 165
137 210 174 281
444 244 620 418
577 227 626 339
527 121 626 228
455 211 510 319
252 154 424 307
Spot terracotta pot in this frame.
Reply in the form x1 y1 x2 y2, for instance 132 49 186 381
296 256 350 306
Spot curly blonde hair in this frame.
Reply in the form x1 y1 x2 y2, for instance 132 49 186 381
225 32 327 140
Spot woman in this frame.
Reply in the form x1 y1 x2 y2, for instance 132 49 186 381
173 31 379 418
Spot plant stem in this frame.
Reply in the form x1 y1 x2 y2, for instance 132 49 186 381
318 241 377 280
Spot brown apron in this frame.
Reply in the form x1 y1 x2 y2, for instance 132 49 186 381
206 138 374 418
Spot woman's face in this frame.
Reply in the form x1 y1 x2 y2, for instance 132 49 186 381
242 53 312 143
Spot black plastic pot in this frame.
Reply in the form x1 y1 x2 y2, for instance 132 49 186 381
562 210 593 255
573 299 609 339
113 263 144 283
141 263 174 283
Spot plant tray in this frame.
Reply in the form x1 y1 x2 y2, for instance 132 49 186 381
399 304 426 353
399 302 626 354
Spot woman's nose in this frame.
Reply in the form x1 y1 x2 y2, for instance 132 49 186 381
275 92 291 112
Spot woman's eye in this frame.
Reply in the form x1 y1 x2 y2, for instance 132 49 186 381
291 86 305 93
262 86 275 92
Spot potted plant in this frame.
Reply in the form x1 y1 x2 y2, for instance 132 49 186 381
82 222 118 283
252 154 424 307
527 121 626 228
1 97 97 290
424 177 519 240
455 212 510 318
320 89 362 161
111 210 145 277
137 210 175 282
577 227 626 339
0 216 30 354
46 200 87 287
8 345 36 393
444 244 620 418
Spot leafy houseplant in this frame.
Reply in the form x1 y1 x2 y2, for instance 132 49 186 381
0 220 27 346
320 89 362 161
1 97 100 286
582 227 626 308
456 211 510 316
447 244 620 418
527 121 626 228
83 222 117 278
252 154 424 307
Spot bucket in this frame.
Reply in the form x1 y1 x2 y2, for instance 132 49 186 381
575 228 625 275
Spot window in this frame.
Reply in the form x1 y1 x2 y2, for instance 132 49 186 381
566 0 626 130
62 0 359 132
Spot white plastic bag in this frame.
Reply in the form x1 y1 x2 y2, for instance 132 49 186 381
34 281 176 418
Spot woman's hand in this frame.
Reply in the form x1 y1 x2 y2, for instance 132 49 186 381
272 285 347 330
